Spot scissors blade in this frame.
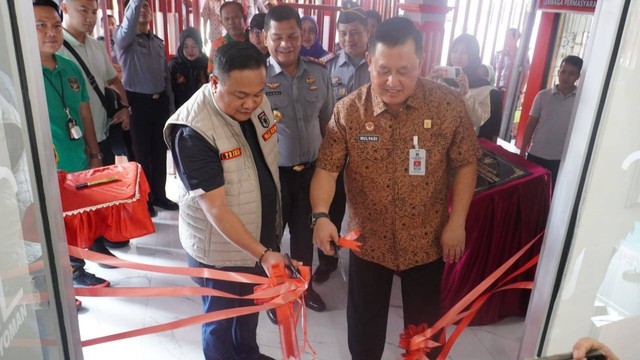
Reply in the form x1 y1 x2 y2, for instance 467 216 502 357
331 241 347 283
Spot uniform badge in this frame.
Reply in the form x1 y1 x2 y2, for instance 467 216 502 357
266 82 280 89
423 119 432 129
305 75 316 85
258 111 270 128
338 87 347 96
364 122 375 131
220 147 242 161
272 109 283 122
309 85 318 90
68 78 80 92
262 124 277 142
332 76 341 84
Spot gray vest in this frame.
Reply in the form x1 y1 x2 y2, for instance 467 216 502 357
164 84 282 267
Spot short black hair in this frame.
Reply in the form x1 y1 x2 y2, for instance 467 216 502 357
368 17 423 58
561 55 583 72
338 1 368 28
213 41 266 83
264 5 301 32
220 1 244 17
32 0 60 14
249 13 266 31
365 10 382 24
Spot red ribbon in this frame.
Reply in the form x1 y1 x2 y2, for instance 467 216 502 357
337 228 362 251
68 246 312 356
399 232 544 359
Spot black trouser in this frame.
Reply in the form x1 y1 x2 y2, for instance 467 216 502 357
99 126 129 168
279 165 315 288
70 256 85 274
127 91 170 202
347 253 444 360
527 153 561 192
317 171 346 268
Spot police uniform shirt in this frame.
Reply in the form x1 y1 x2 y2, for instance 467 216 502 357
327 50 370 102
265 57 335 166
114 0 174 110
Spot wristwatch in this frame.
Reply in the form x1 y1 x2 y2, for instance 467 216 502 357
309 212 330 229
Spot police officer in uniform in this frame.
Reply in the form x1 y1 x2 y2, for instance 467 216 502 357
263 5 335 313
314 1 372 283
115 0 176 217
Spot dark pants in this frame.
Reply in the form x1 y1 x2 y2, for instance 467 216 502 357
70 256 85 274
279 165 315 284
527 153 561 191
317 171 346 267
99 124 129 166
127 91 170 202
188 255 265 360
347 253 444 360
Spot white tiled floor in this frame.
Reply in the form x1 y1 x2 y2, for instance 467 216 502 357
78 176 525 360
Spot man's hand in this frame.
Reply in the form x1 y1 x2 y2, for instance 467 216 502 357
88 158 103 169
313 218 339 256
572 337 618 360
111 108 130 131
441 220 465 263
260 251 302 277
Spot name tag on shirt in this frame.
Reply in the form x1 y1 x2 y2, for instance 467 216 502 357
358 135 380 142
409 148 426 176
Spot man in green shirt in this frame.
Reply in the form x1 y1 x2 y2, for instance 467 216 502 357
34 0 109 288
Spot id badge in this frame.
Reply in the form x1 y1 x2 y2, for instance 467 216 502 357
409 148 426 176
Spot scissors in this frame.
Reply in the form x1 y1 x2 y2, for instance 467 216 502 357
330 241 347 282
283 253 301 279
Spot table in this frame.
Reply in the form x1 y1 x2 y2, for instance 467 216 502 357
59 162 155 248
440 138 551 325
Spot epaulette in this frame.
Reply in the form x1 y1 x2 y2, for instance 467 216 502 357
152 34 164 42
302 53 336 67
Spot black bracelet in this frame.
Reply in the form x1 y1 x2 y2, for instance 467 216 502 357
258 248 272 265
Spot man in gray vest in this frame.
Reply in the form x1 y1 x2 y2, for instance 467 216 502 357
164 42 282 360
314 0 372 283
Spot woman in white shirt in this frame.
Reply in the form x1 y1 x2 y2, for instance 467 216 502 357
429 34 503 141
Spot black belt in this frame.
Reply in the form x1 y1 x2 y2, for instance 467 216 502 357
279 160 316 172
128 90 165 100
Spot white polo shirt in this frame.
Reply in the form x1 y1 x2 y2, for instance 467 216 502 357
528 85 577 160
58 30 118 142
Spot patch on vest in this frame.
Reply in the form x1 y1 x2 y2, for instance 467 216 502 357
258 111 269 128
220 147 242 160
262 124 277 142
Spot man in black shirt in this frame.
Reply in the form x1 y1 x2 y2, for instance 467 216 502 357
164 42 283 360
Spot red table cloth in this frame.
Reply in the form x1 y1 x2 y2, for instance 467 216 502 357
59 162 155 248
441 138 551 325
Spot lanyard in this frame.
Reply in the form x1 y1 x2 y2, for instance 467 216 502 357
43 71 72 119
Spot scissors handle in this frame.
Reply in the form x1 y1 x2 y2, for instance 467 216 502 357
330 241 341 258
